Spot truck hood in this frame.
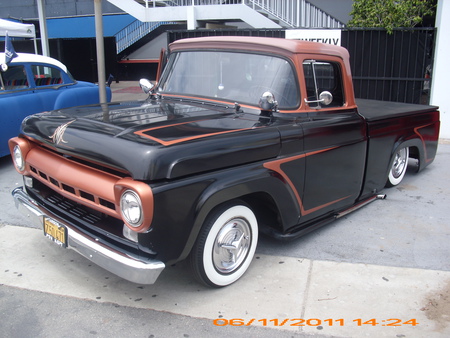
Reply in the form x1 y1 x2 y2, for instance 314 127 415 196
21 98 281 180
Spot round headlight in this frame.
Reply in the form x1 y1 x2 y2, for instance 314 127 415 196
13 145 25 171
120 190 143 227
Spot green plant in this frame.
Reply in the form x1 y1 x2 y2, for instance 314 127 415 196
347 0 436 33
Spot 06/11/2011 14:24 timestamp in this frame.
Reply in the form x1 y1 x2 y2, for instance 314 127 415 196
212 318 419 327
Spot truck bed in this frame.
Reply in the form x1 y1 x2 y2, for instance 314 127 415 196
356 98 438 121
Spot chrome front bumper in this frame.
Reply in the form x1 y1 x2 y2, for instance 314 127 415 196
12 187 165 284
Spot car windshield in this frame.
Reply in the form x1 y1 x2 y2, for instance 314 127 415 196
158 51 299 109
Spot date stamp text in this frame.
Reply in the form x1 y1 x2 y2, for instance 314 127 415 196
213 318 419 327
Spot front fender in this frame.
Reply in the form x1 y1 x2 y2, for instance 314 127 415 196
142 162 301 265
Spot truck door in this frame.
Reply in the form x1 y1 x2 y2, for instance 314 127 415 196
300 59 367 223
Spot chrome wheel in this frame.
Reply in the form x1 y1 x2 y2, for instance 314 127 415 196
387 146 409 186
212 218 251 274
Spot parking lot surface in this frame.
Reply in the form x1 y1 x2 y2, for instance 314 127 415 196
1 82 449 337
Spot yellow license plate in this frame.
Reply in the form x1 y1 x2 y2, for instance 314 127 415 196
44 218 67 248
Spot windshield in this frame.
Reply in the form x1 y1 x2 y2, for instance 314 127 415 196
158 51 299 109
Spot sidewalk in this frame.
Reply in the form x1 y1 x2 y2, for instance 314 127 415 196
109 80 149 101
0 224 448 337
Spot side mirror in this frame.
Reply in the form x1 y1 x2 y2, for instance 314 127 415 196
259 91 278 112
139 79 154 94
304 91 333 107
319 91 333 106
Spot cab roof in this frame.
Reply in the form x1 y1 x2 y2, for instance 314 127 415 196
169 36 350 60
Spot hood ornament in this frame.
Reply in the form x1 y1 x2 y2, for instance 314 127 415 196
49 120 75 145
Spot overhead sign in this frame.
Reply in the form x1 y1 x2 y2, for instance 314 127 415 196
285 29 342 46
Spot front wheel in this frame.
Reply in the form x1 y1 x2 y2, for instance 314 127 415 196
189 202 258 287
387 146 409 187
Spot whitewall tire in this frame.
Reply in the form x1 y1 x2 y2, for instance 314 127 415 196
190 202 258 287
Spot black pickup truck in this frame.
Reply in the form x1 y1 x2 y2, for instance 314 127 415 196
9 37 440 287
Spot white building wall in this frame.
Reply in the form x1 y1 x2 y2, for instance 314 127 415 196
127 33 167 60
431 0 450 139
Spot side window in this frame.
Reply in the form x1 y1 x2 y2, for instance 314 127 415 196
303 60 344 108
0 66 29 90
31 65 63 86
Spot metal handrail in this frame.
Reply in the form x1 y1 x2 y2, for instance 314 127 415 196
164 0 344 28
248 0 344 28
115 20 172 53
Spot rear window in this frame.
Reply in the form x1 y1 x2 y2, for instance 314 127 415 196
31 65 64 86
303 60 345 108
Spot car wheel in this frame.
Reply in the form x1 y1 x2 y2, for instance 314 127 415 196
387 146 409 186
190 202 258 287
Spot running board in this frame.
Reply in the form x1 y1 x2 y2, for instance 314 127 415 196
335 194 387 219
260 194 387 241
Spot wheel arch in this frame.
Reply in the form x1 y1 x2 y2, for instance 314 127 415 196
387 137 425 176
177 173 298 261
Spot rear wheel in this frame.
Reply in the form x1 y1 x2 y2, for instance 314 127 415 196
190 202 258 287
387 146 409 186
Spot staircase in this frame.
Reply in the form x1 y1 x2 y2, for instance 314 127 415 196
246 0 344 29
111 0 344 53
116 20 174 53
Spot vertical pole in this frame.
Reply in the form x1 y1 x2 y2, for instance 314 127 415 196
187 2 197 30
94 0 107 104
33 37 38 54
37 0 50 56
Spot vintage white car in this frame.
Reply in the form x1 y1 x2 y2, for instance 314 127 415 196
0 53 111 157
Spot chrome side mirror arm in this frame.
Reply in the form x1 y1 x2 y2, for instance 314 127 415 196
304 91 333 106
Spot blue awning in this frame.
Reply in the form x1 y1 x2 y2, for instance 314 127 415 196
47 14 135 38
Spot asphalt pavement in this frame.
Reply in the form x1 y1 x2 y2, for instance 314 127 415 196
0 81 449 337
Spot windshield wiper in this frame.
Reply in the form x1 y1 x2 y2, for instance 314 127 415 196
159 94 237 110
